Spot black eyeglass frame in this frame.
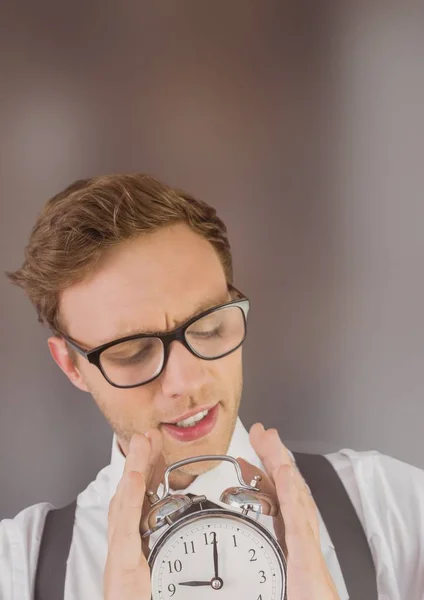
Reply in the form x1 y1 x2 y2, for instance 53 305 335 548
61 287 250 389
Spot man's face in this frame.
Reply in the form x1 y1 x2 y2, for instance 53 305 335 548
50 224 243 476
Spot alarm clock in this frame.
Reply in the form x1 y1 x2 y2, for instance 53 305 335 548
140 455 287 599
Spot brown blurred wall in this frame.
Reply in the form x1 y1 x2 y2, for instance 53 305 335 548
1 2 423 518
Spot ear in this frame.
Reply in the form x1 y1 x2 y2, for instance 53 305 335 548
47 336 89 392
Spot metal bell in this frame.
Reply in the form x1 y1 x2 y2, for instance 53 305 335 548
140 493 192 537
219 475 279 517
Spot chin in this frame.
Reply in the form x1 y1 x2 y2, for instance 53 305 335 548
164 432 231 477
180 460 221 477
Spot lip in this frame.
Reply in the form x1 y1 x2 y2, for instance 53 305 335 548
164 403 217 425
161 403 220 443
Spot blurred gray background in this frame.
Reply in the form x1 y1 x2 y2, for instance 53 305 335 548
1 2 424 519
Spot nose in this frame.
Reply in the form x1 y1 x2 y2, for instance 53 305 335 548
159 340 213 399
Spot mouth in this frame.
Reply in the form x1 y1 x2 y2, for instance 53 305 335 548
161 403 219 443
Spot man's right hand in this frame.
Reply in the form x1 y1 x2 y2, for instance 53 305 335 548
104 429 163 600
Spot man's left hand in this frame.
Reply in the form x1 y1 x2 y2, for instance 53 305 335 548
238 423 340 600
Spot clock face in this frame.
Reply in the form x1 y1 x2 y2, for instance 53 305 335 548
149 509 286 600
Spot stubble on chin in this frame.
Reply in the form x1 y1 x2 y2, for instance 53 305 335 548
87 385 152 449
88 373 243 468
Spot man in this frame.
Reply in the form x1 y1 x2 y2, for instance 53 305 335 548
1 174 423 599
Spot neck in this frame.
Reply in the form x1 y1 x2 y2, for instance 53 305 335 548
169 469 197 491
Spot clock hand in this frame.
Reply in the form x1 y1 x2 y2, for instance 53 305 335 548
212 535 219 579
178 581 212 587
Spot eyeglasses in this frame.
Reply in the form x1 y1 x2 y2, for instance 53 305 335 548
61 286 249 389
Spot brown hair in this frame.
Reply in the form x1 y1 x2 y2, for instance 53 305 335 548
7 174 233 333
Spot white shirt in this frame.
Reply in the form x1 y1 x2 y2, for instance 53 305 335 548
1 418 424 599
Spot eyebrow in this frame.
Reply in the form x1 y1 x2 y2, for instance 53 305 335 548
103 291 231 344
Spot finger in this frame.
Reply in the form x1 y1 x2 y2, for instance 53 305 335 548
290 466 320 541
109 429 158 563
108 469 148 572
115 429 163 513
250 424 320 540
140 429 165 558
275 465 316 561
143 428 165 494
276 465 340 597
124 432 155 479
250 423 291 480
108 494 120 545
109 432 153 543
237 458 287 552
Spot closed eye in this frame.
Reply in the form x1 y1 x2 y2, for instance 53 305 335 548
106 344 156 365
187 328 221 339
